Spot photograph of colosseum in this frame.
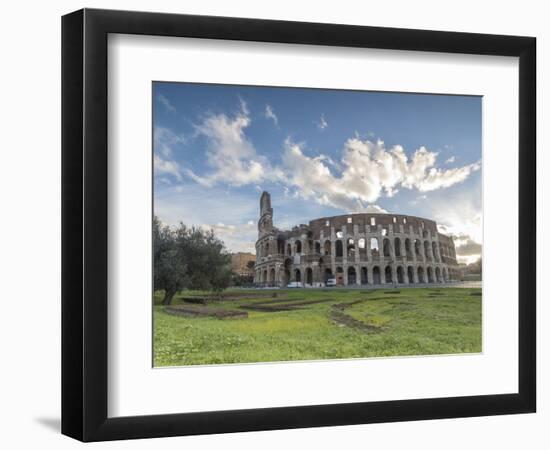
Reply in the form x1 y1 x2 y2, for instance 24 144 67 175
153 81 482 367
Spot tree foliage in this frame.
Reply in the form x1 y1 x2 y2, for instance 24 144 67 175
153 216 232 305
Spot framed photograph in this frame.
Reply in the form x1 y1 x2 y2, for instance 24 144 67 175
61 8 536 442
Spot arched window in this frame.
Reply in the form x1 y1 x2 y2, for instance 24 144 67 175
347 266 357 285
372 266 381 284
407 266 414 283
405 238 412 257
394 237 401 257
295 240 302 254
360 267 368 284
384 266 393 283
358 238 366 249
396 266 404 283
383 238 391 257
427 266 434 283
335 240 343 257
324 240 331 255
417 267 425 283
306 267 313 285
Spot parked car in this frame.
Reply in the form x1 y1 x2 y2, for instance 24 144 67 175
286 281 303 288
325 278 337 287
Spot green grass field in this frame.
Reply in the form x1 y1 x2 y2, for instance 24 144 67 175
153 287 481 367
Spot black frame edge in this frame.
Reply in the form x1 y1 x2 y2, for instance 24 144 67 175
61 9 85 441
517 37 537 413
61 8 537 442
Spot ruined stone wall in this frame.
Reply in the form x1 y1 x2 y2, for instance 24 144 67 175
253 193 460 287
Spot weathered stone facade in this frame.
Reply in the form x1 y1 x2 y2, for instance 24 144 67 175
254 191 460 287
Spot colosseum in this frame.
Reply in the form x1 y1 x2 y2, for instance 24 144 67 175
254 191 460 287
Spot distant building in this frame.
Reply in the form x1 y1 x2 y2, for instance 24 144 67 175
231 252 256 277
254 191 460 287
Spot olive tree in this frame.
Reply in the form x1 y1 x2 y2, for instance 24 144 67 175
153 217 232 305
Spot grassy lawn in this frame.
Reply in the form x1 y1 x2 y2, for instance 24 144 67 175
153 287 481 367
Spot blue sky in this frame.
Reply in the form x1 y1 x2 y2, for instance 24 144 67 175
153 82 482 263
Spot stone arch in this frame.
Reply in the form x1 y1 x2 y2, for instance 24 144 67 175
335 240 343 257
262 270 268 283
435 266 442 282
347 266 357 285
383 238 391 257
396 266 405 284
427 266 434 283
394 237 402 257
424 240 430 259
324 240 331 255
324 267 333 282
286 243 292 256
269 267 276 283
295 240 302 254
306 267 313 285
385 265 393 283
360 267 368 284
372 266 381 284
407 266 414 284
417 266 425 283
443 267 448 282
294 268 301 283
315 241 321 254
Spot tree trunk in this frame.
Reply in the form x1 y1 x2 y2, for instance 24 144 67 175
162 288 176 305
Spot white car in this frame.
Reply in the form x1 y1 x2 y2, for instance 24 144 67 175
326 278 337 287
286 281 303 288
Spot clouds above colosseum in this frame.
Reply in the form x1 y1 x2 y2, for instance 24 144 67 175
158 99 480 214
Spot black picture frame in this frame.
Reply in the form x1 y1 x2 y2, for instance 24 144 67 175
61 8 536 442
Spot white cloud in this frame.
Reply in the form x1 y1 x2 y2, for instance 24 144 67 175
316 114 328 130
433 194 482 263
154 126 186 157
154 154 181 181
201 221 257 254
157 94 176 113
281 137 480 212
351 204 389 213
445 156 456 164
264 104 279 127
153 126 186 181
188 101 276 187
